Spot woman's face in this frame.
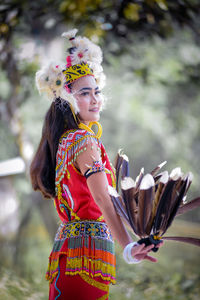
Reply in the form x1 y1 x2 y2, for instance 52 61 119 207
71 76 102 125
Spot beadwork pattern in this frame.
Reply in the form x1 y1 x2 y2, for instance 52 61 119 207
84 160 105 179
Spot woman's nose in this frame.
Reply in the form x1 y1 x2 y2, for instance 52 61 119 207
91 93 98 103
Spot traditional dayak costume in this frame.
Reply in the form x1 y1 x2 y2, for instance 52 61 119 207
35 29 116 300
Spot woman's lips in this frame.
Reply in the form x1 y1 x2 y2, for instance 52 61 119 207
89 108 99 112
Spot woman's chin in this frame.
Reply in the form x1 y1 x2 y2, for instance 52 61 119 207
88 113 100 122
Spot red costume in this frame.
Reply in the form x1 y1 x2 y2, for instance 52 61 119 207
47 128 116 299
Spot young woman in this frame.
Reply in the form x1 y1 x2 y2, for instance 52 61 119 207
30 29 161 300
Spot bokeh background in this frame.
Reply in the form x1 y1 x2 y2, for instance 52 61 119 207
0 1 200 299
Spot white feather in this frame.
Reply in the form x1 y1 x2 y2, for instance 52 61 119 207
140 174 155 190
108 185 120 197
121 177 136 190
159 171 169 184
170 167 183 180
62 28 78 39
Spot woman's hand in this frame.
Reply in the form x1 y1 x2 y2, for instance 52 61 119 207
131 241 163 262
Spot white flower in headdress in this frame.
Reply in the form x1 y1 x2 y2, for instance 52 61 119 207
86 42 103 64
89 62 103 76
35 62 65 100
70 44 90 65
72 37 102 65
73 37 90 49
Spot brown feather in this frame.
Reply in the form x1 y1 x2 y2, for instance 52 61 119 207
121 155 130 179
121 177 139 234
114 151 124 192
176 197 200 215
154 179 177 235
163 179 188 234
150 161 167 177
163 236 200 247
138 174 154 236
108 186 130 224
135 167 144 191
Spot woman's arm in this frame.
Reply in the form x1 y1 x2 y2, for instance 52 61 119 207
76 140 160 262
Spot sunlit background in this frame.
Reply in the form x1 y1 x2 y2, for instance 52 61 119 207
0 1 200 299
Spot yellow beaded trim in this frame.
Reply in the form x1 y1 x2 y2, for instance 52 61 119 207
105 168 116 189
57 183 80 220
80 273 109 300
71 163 82 175
97 215 104 222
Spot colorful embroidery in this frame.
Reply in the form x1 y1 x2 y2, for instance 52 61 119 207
84 160 105 179
54 221 113 241
56 129 99 184
46 221 116 285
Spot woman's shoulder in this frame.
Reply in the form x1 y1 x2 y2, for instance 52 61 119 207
59 128 100 151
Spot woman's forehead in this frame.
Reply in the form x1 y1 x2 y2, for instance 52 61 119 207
72 75 98 91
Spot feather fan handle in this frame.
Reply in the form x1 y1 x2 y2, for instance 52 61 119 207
176 197 200 215
163 236 200 247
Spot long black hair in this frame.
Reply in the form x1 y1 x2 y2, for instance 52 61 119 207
30 97 79 198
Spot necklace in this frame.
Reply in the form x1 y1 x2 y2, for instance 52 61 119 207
78 121 102 139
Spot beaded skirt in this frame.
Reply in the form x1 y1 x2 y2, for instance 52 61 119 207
46 220 116 284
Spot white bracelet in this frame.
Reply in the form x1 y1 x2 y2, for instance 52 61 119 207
123 242 141 264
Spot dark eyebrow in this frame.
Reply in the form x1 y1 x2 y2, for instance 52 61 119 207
79 87 99 92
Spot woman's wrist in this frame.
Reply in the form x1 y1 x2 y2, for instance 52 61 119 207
123 242 141 264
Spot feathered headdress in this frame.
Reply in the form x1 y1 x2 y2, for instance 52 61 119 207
109 150 200 251
35 29 106 114
62 28 106 90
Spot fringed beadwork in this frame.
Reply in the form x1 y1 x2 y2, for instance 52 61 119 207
46 221 116 284
56 129 99 184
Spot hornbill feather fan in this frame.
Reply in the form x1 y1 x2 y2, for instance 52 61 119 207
111 151 200 251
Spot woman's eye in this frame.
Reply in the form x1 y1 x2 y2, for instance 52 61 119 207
95 90 101 95
81 92 89 96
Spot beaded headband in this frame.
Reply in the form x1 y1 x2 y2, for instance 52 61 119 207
63 62 93 86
